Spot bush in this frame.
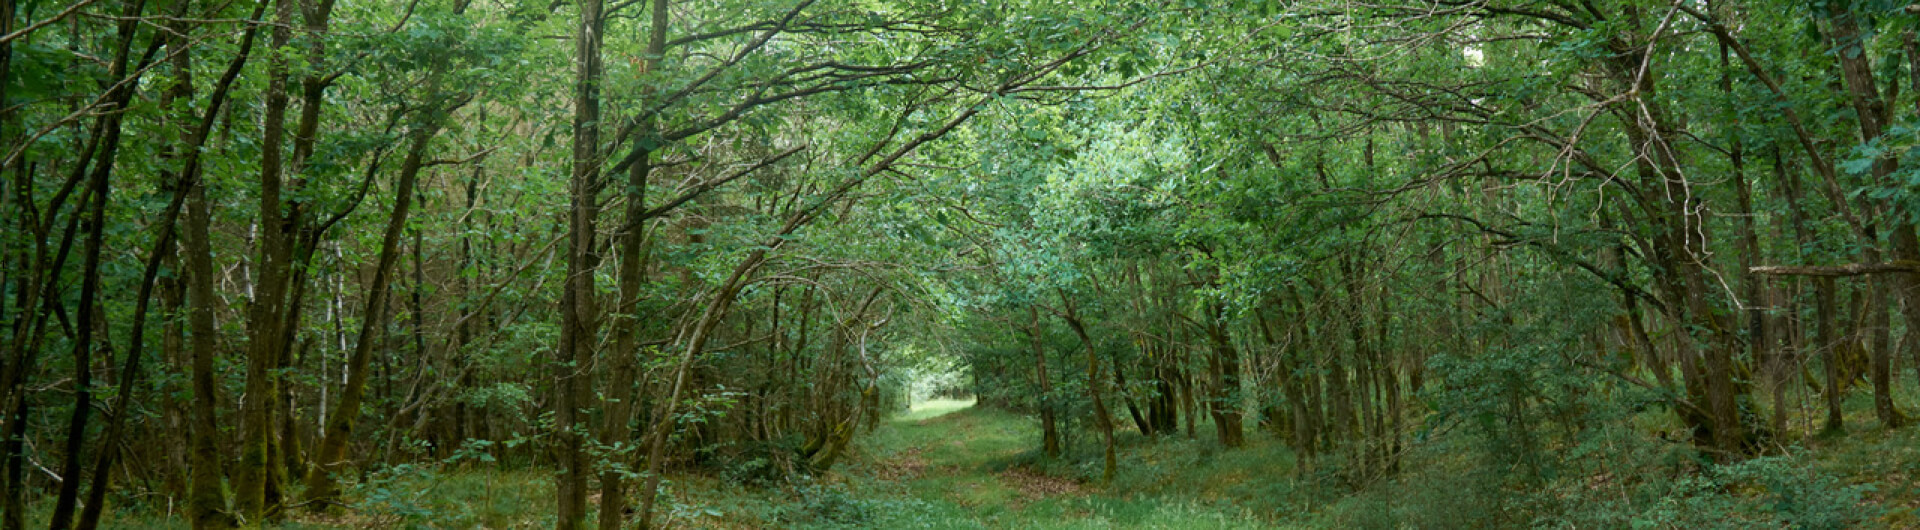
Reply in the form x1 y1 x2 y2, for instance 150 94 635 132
348 464 444 526
715 435 807 487
771 481 873 526
1541 454 1877 529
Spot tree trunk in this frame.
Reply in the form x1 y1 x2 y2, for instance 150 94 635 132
1825 1 1909 428
598 0 668 526
235 0 301 519
555 0 605 525
181 125 238 530
1110 346 1151 436
1818 277 1845 434
306 121 441 505
1027 307 1060 457
1203 303 1245 448
47 124 113 530
48 0 151 519
1058 292 1115 483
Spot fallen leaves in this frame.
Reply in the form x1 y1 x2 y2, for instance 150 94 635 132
874 448 930 481
998 467 1083 500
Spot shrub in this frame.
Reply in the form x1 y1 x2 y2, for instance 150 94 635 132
715 435 807 487
771 482 874 526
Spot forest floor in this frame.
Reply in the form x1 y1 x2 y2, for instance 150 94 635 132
818 399 1271 529
65 399 1270 529
715 393 1920 528
57 392 1920 528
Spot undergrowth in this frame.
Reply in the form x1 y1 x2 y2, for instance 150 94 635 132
39 396 1920 528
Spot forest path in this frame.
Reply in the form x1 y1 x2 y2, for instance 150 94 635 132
848 399 1268 529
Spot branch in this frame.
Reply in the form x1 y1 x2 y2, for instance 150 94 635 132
1 0 108 44
615 144 806 237
1414 212 1668 314
423 145 501 168
1749 262 1920 277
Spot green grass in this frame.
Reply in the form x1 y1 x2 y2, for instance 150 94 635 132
23 467 558 529
49 387 1920 528
820 399 1274 529
900 397 978 421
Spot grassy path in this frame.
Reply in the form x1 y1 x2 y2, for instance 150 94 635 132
846 399 1271 529
53 399 1280 528
61 396 1920 528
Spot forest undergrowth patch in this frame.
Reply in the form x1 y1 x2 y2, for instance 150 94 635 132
832 400 1275 529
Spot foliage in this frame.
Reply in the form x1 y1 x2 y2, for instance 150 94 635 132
11 0 1920 526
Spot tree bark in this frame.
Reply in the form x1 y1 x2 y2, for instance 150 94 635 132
306 119 442 506
235 0 301 519
598 0 668 526
47 127 113 530
1818 277 1845 434
1026 306 1060 457
48 0 151 520
183 179 236 529
555 0 605 525
168 2 271 524
1202 302 1245 448
1818 0 1910 429
1058 291 1115 483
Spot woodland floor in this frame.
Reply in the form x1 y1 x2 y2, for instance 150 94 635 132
51 391 1920 528
818 399 1270 529
57 399 1272 529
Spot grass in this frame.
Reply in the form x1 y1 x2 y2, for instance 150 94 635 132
44 387 1920 528
27 401 1322 528
899 397 978 421
824 398 1274 529
27 467 558 529
1797 412 1920 527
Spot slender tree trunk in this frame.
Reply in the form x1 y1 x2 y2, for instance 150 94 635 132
183 176 236 528
453 165 480 451
1110 346 1151 436
1203 302 1245 448
1721 42 1768 434
74 193 178 530
75 64 205 525
1818 277 1845 434
1058 292 1115 483
598 1 667 526
273 0 339 490
0 0 13 135
48 141 113 530
2 396 27 530
637 267 754 530
1826 0 1908 428
1027 306 1060 457
1905 32 1920 397
556 0 605 524
306 121 441 506
236 0 301 519
595 106 651 530
0 171 78 521
48 0 152 519
159 253 188 503
164 2 268 524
